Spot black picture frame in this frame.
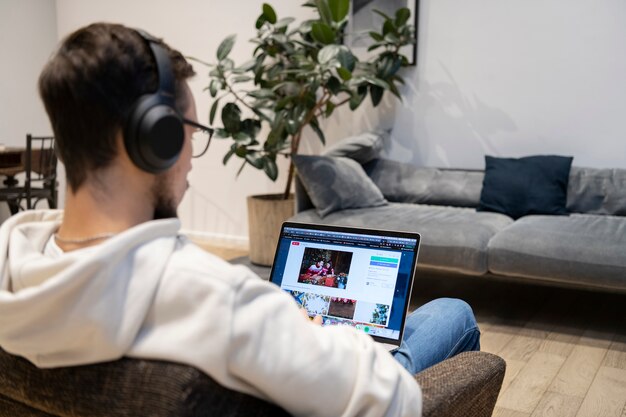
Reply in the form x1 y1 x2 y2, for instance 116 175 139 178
346 0 419 66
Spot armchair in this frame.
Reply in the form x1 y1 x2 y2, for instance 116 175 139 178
0 348 504 417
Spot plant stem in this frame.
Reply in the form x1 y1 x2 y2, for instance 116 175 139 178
221 70 258 114
282 89 331 199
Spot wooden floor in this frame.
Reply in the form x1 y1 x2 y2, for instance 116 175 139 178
410 270 626 417
198 241 626 417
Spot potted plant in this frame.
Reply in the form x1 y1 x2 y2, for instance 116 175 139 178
202 0 415 264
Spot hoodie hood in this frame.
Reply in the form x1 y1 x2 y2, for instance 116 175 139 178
0 210 180 367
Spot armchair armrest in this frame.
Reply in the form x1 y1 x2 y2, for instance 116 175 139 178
415 351 506 417
0 347 504 417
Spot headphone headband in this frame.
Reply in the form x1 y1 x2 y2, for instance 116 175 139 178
134 30 176 104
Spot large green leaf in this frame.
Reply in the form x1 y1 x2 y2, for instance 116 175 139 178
325 101 336 117
262 3 277 24
326 76 341 95
263 157 278 181
328 0 349 22
363 75 389 89
315 0 333 24
336 47 356 71
372 9 392 21
222 103 242 133
337 67 352 81
241 118 261 139
286 119 299 135
235 145 247 157
367 42 384 52
388 80 402 100
232 75 252 83
245 151 265 169
317 44 340 64
395 7 411 26
209 80 218 97
311 22 335 45
233 131 254 145
369 31 384 42
223 147 235 165
382 20 395 36
255 15 267 29
247 89 276 99
310 117 325 145
214 128 229 138
209 98 220 125
275 95 295 111
349 89 366 110
370 85 384 107
217 34 236 60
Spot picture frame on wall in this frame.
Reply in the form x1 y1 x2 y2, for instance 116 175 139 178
346 0 419 66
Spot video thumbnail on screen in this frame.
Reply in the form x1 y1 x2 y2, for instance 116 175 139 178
297 247 353 289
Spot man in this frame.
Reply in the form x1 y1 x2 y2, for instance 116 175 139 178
0 23 479 417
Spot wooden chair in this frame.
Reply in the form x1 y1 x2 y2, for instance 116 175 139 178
0 347 505 417
0 135 58 215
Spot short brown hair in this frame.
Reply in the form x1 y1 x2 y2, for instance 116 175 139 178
38 23 195 191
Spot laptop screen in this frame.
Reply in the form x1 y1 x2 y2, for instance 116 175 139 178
269 222 421 345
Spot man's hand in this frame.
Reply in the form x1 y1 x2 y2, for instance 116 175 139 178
300 308 323 325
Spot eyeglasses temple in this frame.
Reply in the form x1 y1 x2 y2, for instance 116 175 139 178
182 118 214 135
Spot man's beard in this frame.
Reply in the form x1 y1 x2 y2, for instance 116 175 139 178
151 174 178 220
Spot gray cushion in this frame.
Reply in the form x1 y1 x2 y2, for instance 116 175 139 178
363 159 484 207
322 130 388 163
293 155 387 218
488 214 626 291
567 166 626 216
288 203 514 275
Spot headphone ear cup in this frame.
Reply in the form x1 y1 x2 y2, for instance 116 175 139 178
125 95 184 173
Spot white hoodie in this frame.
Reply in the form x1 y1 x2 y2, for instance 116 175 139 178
0 210 422 417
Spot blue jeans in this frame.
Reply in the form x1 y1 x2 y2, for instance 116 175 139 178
392 298 481 374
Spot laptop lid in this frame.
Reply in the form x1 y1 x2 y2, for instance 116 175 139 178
269 222 421 348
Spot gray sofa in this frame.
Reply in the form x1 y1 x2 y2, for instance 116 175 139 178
290 135 626 293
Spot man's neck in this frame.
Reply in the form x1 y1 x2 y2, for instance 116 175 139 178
56 166 155 251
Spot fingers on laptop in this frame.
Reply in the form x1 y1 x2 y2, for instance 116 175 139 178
299 308 323 325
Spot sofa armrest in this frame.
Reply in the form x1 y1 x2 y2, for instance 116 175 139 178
294 175 314 213
415 351 506 417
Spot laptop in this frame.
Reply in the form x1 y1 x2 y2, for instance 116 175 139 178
269 222 421 352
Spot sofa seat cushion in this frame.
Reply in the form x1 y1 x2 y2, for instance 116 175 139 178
488 214 626 291
288 203 514 275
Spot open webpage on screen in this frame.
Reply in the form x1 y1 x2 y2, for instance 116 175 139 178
279 240 401 328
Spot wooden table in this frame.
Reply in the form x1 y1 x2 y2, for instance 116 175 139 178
0 147 25 187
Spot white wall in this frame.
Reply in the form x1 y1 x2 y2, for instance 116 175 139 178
376 0 626 169
0 0 57 146
0 0 58 220
6 0 626 241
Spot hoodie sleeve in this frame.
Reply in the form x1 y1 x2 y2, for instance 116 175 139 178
226 275 422 417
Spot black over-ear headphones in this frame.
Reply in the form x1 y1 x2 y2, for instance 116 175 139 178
124 29 184 173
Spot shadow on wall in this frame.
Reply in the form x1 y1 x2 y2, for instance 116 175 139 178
385 62 518 168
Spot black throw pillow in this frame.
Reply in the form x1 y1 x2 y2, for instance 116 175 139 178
477 155 573 219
